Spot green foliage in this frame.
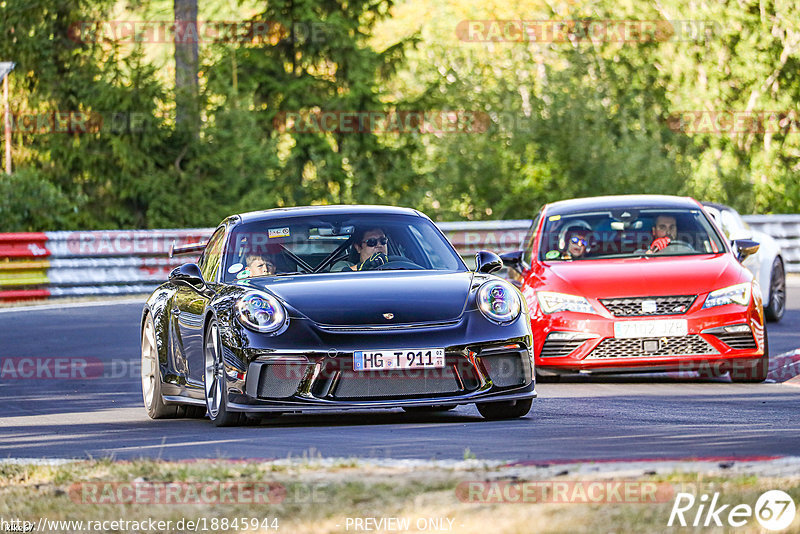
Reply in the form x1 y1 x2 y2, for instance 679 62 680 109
0 168 72 231
1 0 421 230
2 0 800 231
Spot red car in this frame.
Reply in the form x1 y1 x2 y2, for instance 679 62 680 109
502 195 768 382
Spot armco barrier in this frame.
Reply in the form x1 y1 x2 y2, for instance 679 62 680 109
0 216 796 301
0 230 209 301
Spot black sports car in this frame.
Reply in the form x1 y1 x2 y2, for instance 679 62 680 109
140 205 535 425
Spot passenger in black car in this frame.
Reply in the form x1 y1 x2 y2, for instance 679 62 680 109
245 254 276 276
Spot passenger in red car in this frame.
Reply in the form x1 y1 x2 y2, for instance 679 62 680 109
649 215 677 253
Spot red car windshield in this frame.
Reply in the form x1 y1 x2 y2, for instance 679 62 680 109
538 208 727 261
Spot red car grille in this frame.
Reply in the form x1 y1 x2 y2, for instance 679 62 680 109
585 335 718 359
600 295 697 317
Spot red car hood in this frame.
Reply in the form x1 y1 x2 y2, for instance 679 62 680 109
539 254 748 298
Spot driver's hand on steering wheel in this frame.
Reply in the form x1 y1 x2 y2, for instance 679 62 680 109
649 236 672 252
357 251 389 271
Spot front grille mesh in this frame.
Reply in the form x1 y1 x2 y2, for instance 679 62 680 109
481 354 527 387
714 333 757 350
600 295 697 317
586 335 718 359
331 367 461 399
255 363 308 399
540 339 585 358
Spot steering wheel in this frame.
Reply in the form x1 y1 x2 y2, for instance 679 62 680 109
665 239 694 249
653 239 694 253
375 256 424 270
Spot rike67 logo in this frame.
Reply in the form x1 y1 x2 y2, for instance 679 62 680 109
668 489 796 530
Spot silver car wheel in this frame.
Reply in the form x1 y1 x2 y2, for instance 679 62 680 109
141 316 158 410
204 323 224 419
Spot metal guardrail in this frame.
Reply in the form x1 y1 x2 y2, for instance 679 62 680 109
0 230 209 300
742 215 800 268
0 216 797 301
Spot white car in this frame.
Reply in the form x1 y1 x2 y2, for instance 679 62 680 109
702 202 786 322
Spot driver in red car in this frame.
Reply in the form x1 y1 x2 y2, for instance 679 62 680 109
648 214 677 253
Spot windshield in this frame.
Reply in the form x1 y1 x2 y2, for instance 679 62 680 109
538 207 727 261
222 213 465 281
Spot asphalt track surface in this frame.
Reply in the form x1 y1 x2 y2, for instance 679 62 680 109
1 287 799 462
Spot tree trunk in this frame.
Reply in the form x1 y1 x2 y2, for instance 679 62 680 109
174 0 199 133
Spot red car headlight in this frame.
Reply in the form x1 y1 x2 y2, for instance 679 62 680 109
536 291 596 315
702 283 752 309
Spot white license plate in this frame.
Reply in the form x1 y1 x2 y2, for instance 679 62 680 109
613 319 688 339
353 348 445 371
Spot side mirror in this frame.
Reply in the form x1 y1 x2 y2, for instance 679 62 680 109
732 239 759 262
475 251 503 274
169 263 207 292
499 250 528 274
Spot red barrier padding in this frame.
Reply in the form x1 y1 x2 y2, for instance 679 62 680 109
0 288 51 301
0 233 50 258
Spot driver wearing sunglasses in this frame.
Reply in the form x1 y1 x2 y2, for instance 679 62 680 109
350 228 390 271
562 229 589 260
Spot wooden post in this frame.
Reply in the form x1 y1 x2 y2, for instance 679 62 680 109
3 71 9 174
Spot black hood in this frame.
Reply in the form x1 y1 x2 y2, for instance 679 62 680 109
247 271 473 325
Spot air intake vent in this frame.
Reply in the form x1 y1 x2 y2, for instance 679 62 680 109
600 295 697 317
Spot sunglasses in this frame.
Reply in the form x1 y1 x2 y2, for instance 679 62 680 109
363 236 388 247
569 236 587 246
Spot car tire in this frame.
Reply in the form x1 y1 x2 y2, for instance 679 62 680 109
141 313 179 419
476 398 532 420
204 319 245 427
402 405 456 413
730 332 769 383
764 258 786 323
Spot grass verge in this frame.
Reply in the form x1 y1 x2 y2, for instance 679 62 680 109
1 459 799 533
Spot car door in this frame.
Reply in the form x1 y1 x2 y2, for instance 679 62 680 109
174 226 226 387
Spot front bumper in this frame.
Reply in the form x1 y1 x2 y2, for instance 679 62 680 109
533 306 765 374
225 343 536 412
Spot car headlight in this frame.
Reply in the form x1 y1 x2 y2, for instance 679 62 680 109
536 291 596 314
477 280 522 323
702 283 752 309
236 292 287 333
